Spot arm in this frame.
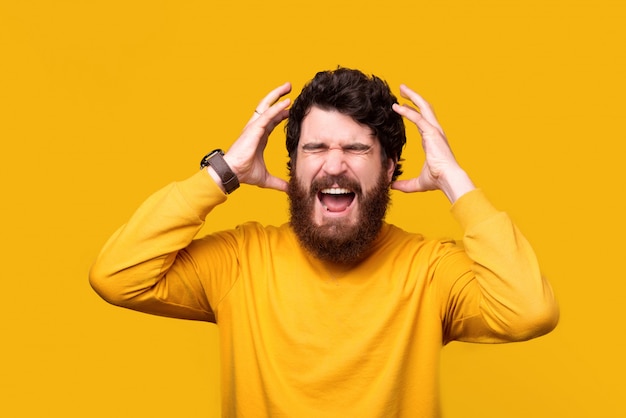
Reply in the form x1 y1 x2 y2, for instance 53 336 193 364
442 189 559 342
89 83 292 320
392 86 559 342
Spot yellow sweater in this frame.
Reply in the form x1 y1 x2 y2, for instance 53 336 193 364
90 170 558 418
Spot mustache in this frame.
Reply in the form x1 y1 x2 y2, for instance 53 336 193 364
309 175 363 196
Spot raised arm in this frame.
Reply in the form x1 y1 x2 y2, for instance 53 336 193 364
215 82 292 192
392 85 558 342
89 84 292 321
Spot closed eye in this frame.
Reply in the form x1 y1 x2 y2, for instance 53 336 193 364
342 144 372 155
301 143 372 155
301 143 328 154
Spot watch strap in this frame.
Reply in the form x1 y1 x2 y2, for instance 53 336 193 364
200 149 240 194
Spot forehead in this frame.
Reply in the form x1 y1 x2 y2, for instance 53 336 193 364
299 106 377 146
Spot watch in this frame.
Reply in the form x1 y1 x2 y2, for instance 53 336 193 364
200 149 240 194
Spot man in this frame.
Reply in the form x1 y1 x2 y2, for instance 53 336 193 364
90 68 559 417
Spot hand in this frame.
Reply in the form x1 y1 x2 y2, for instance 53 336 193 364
391 84 475 203
221 82 292 192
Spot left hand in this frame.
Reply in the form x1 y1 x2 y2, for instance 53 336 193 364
391 84 475 203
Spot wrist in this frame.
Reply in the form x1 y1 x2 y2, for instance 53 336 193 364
206 166 226 193
200 149 240 194
439 166 475 204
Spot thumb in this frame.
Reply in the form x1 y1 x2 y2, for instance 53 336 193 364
261 174 289 193
391 177 427 193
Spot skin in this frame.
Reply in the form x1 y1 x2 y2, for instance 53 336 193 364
295 106 395 227
208 81 476 207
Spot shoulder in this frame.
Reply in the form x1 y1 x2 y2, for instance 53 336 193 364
233 222 293 239
188 222 297 261
379 223 457 250
372 224 466 273
211 222 297 250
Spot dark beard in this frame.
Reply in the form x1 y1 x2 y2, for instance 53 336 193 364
287 172 391 265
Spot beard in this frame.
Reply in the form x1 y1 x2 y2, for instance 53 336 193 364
287 171 391 265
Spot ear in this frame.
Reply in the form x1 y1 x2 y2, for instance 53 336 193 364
385 157 396 183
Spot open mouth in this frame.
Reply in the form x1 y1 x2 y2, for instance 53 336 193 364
318 187 356 213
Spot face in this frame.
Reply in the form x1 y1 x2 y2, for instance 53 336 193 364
287 106 395 264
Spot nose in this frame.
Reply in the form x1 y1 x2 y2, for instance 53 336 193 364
322 147 347 175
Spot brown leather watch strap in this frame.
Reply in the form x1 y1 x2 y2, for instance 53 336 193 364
200 149 240 194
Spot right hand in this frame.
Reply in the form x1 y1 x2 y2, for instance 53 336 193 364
222 82 292 192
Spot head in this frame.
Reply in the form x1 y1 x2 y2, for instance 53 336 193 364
285 68 407 265
286 68 406 180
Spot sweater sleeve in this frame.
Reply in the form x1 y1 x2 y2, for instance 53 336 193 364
89 170 231 322
440 189 559 343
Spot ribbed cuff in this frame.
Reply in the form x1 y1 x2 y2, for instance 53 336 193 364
450 189 500 231
175 169 228 220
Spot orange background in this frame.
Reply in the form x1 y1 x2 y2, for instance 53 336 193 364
1 0 625 416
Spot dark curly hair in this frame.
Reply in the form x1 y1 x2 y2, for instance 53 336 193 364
285 68 406 181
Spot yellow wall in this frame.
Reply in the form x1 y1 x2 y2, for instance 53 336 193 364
2 0 624 416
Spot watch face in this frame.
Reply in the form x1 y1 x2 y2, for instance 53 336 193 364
210 149 224 157
200 149 224 169
200 155 210 169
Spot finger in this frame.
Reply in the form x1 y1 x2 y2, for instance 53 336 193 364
231 101 290 163
258 82 292 111
247 99 291 131
247 82 292 124
256 100 291 134
236 102 289 161
392 103 436 135
398 84 444 135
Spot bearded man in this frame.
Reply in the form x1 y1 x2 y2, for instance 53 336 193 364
90 68 559 418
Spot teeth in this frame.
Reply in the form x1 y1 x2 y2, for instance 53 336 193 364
321 188 351 195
